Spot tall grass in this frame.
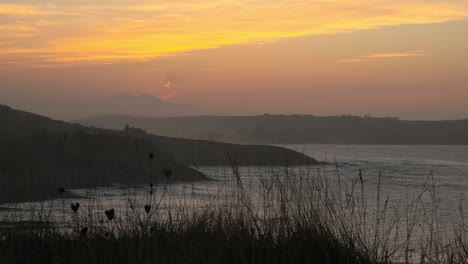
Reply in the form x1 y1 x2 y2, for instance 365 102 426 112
0 160 467 263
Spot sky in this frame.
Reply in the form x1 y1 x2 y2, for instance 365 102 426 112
1 0 467 120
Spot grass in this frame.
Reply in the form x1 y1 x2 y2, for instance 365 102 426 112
0 212 372 264
0 157 467 263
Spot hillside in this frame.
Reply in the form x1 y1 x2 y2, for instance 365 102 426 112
0 105 79 137
0 105 319 203
0 104 318 168
78 114 468 145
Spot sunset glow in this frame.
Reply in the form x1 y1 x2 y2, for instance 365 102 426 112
1 0 467 120
1 1 467 66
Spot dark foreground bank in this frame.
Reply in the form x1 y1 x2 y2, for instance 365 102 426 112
0 215 371 264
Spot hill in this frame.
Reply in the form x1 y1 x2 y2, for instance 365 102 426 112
78 114 468 145
0 105 319 202
0 105 318 166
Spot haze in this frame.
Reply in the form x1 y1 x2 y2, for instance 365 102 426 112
1 0 468 120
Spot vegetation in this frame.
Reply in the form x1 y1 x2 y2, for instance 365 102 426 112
0 163 467 264
0 212 372 264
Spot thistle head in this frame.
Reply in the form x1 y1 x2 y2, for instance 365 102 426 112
70 202 80 213
105 209 115 220
163 168 173 179
144 204 151 214
81 226 88 236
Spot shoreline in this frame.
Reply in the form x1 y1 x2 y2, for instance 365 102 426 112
0 177 213 205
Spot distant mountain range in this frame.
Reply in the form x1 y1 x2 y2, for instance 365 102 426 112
5 93 200 121
78 114 468 145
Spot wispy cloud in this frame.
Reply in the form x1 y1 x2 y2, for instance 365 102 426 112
338 59 366 63
339 51 433 62
363 52 432 59
0 1 465 67
0 4 42 16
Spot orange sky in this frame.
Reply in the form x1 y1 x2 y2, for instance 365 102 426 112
1 1 467 119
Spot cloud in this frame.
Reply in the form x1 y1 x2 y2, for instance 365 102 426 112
339 51 432 62
363 52 432 59
0 1 466 67
0 4 42 16
338 59 366 63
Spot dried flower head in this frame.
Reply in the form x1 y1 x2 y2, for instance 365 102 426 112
105 209 115 220
144 204 151 214
81 226 88 236
163 168 173 179
70 202 80 213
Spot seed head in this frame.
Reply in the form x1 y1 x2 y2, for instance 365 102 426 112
81 226 88 236
105 209 115 220
163 168 173 179
144 204 151 214
70 202 80 213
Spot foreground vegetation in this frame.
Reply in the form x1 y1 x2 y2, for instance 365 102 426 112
0 214 371 264
0 163 467 264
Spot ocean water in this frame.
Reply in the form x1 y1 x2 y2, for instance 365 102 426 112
296 145 468 210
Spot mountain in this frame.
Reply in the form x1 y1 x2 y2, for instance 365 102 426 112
5 93 200 121
77 114 468 145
